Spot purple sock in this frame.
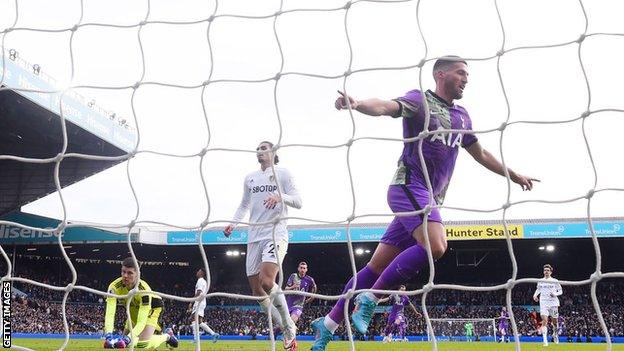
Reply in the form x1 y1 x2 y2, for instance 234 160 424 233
399 323 406 338
371 244 428 297
384 323 393 336
327 265 379 324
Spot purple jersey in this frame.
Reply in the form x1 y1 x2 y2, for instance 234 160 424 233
388 294 410 319
285 273 316 309
499 309 509 329
391 89 477 204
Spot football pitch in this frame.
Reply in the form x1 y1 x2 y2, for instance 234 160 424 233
10 339 624 351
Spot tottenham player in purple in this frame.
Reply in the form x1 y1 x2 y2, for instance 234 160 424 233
284 262 317 326
311 56 539 351
498 307 510 343
380 285 420 343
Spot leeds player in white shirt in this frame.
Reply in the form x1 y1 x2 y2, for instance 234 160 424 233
533 264 563 346
187 268 219 343
224 141 302 350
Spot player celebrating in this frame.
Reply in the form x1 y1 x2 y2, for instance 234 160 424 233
311 56 538 351
498 306 509 343
103 257 178 349
380 285 421 343
224 141 302 350
187 268 219 343
533 264 562 346
284 261 317 326
464 322 474 342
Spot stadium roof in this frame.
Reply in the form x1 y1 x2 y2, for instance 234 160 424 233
0 49 137 216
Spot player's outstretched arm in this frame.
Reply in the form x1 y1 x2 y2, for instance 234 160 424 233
553 282 563 297
335 90 400 117
224 177 252 236
465 141 540 191
378 296 390 304
533 287 540 302
131 296 152 338
284 273 297 290
278 169 302 209
104 284 118 334
409 301 422 317
305 284 318 304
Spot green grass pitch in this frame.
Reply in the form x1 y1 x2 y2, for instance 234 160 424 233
10 339 624 351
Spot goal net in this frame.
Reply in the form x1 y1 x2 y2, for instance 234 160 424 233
1 1 623 351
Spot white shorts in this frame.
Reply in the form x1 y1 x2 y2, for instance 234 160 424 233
246 239 288 276
191 300 206 318
540 305 559 318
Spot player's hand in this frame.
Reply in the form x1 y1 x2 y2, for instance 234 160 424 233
223 224 234 237
510 172 540 191
533 296 539 302
264 194 281 209
335 90 359 111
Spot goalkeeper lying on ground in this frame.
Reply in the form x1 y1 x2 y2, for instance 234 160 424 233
103 257 178 349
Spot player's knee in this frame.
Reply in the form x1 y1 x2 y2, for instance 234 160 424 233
260 277 274 293
431 241 447 259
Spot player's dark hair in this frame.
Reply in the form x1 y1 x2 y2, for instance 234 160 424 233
122 257 139 270
197 267 205 277
400 284 406 289
543 264 553 271
433 55 467 74
259 141 279 164
298 261 307 266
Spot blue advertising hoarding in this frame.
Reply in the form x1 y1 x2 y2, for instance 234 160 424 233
166 220 624 245
523 221 624 239
166 226 386 245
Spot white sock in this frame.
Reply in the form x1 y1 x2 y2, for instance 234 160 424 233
191 321 199 339
259 295 284 328
199 322 216 335
542 326 548 342
323 315 339 333
270 283 294 330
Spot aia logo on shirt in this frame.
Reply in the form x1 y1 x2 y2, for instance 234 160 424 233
430 126 463 148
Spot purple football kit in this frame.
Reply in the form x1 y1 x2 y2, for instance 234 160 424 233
326 89 477 326
382 89 478 250
384 294 410 338
285 273 316 318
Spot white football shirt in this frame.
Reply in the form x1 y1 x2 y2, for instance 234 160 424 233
533 277 563 307
232 167 302 243
195 277 207 297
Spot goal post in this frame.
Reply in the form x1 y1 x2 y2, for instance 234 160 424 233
428 318 497 342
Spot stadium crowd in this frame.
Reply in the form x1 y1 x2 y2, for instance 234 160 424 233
11 281 624 338
7 255 623 340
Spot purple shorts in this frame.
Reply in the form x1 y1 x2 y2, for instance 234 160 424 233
380 183 442 250
289 306 303 318
388 314 407 326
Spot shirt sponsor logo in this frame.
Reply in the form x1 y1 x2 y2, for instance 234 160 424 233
251 185 278 193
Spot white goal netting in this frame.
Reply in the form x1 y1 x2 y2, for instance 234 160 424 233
1 1 623 351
